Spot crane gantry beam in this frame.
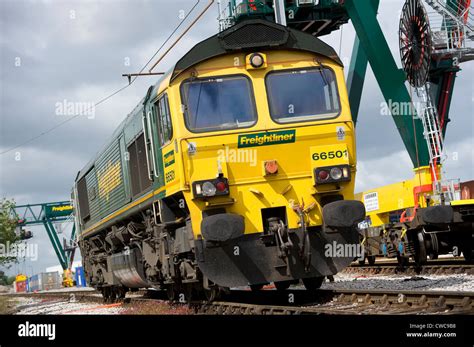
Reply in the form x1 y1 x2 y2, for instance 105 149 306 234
344 0 430 167
11 201 76 270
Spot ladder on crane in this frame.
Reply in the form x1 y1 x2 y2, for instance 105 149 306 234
417 85 443 172
415 84 451 199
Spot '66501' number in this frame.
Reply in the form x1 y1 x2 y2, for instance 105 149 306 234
312 150 347 161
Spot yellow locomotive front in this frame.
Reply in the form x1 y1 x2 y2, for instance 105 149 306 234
164 20 365 289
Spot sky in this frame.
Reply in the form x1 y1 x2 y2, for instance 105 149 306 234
0 0 473 276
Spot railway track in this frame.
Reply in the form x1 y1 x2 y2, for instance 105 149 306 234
7 288 472 315
191 289 474 315
345 262 474 276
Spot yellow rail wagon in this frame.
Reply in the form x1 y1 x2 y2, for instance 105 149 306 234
73 20 365 302
356 169 474 267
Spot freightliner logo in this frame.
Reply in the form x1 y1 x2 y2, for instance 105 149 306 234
238 130 296 148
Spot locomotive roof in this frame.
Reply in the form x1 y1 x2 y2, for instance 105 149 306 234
170 19 343 82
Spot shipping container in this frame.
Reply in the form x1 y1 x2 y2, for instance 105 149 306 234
28 274 40 292
75 266 87 287
14 280 28 293
27 272 61 292
461 180 474 200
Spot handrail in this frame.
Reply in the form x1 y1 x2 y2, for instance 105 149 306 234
141 114 154 181
146 110 160 178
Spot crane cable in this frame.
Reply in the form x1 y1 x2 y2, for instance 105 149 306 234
149 0 214 72
0 0 203 156
338 25 344 57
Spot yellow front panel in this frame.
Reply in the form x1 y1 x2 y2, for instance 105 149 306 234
180 123 356 235
165 50 356 238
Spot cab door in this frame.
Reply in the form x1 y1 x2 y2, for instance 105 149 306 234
154 94 176 193
143 96 163 189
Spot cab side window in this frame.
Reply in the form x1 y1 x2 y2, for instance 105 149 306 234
128 133 152 197
76 175 90 222
156 94 173 146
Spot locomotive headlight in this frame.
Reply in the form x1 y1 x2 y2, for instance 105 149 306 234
195 184 202 195
250 53 264 68
330 167 343 180
192 177 230 199
246 52 267 69
314 165 351 185
342 166 349 178
202 181 217 196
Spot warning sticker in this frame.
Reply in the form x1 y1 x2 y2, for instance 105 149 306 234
364 192 379 212
336 126 345 141
188 142 197 156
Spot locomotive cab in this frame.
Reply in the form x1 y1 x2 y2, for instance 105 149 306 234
166 20 365 288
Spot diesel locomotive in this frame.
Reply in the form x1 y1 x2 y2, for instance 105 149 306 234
72 20 365 301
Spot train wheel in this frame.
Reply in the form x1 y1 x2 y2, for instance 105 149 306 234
166 284 178 301
367 256 376 266
397 255 409 268
302 277 324 291
184 284 197 303
203 286 221 302
414 231 427 267
117 286 127 300
108 288 117 303
274 281 291 291
101 287 110 303
462 247 473 263
427 233 439 260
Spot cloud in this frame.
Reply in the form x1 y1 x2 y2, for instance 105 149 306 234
444 137 474 183
355 136 474 193
355 149 413 193
0 146 80 202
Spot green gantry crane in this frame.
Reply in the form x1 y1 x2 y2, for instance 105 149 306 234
11 201 77 270
218 0 473 170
